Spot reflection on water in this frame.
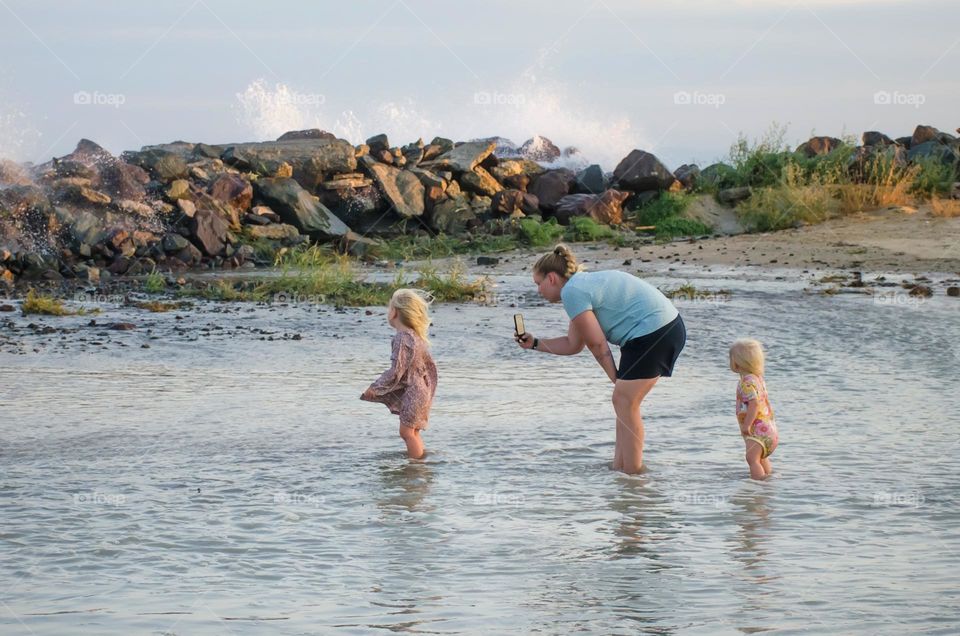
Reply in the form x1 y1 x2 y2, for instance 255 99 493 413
1 272 958 634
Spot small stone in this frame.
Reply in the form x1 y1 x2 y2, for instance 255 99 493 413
947 286 960 297
109 322 137 331
477 256 500 266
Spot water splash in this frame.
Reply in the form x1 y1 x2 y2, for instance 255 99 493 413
234 78 646 171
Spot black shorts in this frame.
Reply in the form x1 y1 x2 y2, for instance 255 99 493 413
617 315 686 380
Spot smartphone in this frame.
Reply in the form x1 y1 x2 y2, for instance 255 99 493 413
513 313 525 338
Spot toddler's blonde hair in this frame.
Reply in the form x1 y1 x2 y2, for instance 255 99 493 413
390 288 432 343
730 339 765 376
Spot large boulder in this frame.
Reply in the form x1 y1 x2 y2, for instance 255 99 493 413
699 162 739 189
219 138 357 190
0 159 32 186
911 125 941 147
124 148 188 181
613 150 676 192
863 131 896 147
189 208 228 256
530 168 576 211
459 167 503 197
429 195 476 234
907 141 959 167
554 190 630 225
253 178 351 240
424 141 496 173
796 136 844 157
360 157 425 218
519 135 561 162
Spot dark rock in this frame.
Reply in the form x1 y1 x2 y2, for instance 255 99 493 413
429 196 476 234
862 131 896 147
277 129 337 142
477 256 500 266
674 164 701 189
124 148 188 181
366 134 390 155
503 174 530 192
912 125 941 147
339 231 378 259
700 163 739 189
717 187 752 205
491 190 539 217
907 141 959 167
162 233 190 253
209 174 253 213
613 150 676 192
796 136 844 157
98 162 149 200
189 208 229 256
554 190 630 225
219 138 357 190
192 143 224 159
253 178 351 240
947 286 959 297
895 136 913 149
530 169 576 211
109 322 136 331
576 164 607 194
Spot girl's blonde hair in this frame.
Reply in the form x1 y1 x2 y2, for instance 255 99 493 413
390 288 432 343
730 339 765 376
533 243 581 280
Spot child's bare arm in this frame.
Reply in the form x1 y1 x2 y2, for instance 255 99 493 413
740 399 759 435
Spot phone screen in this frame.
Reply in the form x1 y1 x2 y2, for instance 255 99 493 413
514 314 525 336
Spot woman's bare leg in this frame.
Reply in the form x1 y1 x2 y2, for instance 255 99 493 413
399 424 424 459
611 377 660 474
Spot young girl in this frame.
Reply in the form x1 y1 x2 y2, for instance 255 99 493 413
360 289 438 459
730 339 778 480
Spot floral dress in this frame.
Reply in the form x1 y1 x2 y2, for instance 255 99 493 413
737 373 778 458
361 330 438 429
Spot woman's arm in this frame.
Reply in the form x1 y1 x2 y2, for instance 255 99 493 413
518 311 616 382
571 311 617 383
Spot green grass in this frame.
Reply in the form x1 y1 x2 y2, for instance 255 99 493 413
516 217 565 247
375 231 519 261
179 244 490 306
143 270 165 294
631 192 713 238
21 289 95 316
910 156 956 197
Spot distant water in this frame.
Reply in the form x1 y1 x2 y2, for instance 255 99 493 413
1 267 958 634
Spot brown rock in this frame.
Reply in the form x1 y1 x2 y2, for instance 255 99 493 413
554 190 630 225
210 174 253 212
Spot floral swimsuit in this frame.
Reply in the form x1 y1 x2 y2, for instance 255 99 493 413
737 374 778 458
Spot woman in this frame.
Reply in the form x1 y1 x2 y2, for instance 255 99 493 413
516 244 685 474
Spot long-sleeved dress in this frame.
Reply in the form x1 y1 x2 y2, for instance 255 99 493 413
361 330 438 429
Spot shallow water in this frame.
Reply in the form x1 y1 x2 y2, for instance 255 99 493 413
1 264 959 634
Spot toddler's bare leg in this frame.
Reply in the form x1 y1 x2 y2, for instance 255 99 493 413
745 440 766 480
399 424 425 459
761 456 773 475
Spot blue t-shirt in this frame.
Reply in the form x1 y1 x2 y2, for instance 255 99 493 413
560 270 678 346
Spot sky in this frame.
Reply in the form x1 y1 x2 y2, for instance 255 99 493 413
0 0 957 170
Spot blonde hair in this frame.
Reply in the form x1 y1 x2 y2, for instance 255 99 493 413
730 339 765 376
533 243 581 280
390 288 432 343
